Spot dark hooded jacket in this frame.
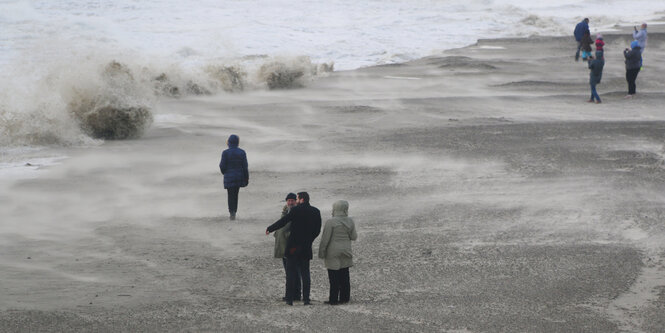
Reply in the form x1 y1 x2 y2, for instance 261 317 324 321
219 134 249 189
624 45 642 70
580 33 593 52
588 51 604 85
267 202 322 260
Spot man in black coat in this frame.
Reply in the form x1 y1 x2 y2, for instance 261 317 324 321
266 192 321 305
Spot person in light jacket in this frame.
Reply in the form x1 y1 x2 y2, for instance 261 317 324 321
318 200 357 305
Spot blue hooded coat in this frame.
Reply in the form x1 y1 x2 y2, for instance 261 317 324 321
219 134 249 189
624 42 642 70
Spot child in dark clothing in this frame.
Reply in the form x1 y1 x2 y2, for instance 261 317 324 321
595 34 605 52
581 32 593 61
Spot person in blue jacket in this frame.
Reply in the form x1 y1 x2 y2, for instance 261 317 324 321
219 134 249 220
574 18 590 61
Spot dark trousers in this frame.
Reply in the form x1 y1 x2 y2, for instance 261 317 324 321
626 68 640 95
286 257 310 302
575 41 582 60
327 267 350 304
282 258 301 299
226 187 239 213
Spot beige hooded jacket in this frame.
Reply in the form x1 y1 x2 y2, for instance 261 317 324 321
318 200 357 270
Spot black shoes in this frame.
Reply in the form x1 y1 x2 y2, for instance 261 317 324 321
229 213 236 220
303 300 311 305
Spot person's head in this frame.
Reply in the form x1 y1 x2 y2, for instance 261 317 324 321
641 23 647 29
285 192 297 207
631 40 640 49
332 200 349 217
227 134 239 148
596 33 603 40
296 192 309 204
584 18 589 23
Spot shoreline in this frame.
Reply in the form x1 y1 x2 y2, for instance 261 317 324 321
2 27 665 332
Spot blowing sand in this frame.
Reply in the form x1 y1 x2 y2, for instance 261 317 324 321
1 28 665 332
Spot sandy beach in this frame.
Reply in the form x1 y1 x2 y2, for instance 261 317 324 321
2 26 665 332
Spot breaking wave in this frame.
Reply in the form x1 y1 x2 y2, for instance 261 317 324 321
0 53 333 146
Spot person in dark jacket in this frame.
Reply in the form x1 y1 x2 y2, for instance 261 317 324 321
587 51 604 104
273 193 301 301
266 192 322 306
574 18 590 61
219 134 248 220
623 41 642 98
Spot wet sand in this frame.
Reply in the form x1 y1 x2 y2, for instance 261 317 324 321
2 27 665 332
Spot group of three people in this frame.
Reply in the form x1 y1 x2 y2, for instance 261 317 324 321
218 135 358 306
266 192 358 306
575 18 647 103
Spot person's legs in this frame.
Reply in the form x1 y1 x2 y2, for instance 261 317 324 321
590 83 601 102
326 269 340 304
339 267 351 303
299 258 311 304
575 41 582 61
282 257 289 300
285 257 298 305
294 259 302 300
227 187 239 217
626 68 640 95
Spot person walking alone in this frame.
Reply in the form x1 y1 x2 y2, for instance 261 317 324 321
266 192 321 306
219 134 249 220
587 51 604 104
624 41 642 98
319 200 357 305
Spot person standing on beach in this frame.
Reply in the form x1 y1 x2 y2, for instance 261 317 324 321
595 34 604 52
318 200 357 305
219 134 249 220
266 192 321 306
633 23 648 51
633 23 648 67
623 41 642 98
574 18 590 61
273 193 302 301
587 51 604 104
580 31 594 61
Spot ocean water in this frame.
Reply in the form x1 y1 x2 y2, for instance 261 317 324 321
0 0 663 150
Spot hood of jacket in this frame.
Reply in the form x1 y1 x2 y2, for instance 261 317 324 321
227 134 239 148
332 200 354 228
332 200 348 217
631 41 640 49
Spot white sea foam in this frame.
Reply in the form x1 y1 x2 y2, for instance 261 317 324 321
0 0 663 148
